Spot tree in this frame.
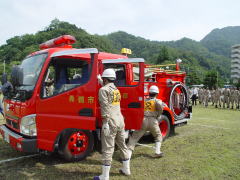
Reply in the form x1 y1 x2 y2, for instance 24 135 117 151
156 46 170 64
187 71 202 85
203 70 218 89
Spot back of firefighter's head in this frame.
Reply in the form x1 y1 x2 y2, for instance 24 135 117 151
102 68 116 84
149 85 159 97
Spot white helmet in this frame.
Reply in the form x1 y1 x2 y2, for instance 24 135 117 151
102 69 116 80
149 85 159 94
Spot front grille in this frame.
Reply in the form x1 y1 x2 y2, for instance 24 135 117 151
6 118 19 130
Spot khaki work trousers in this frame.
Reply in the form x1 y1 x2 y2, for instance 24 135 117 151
204 96 209 107
101 125 129 166
229 97 236 108
214 96 221 106
223 97 229 108
237 98 240 108
128 116 162 151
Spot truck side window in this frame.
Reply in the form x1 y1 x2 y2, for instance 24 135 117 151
103 63 140 86
103 64 126 86
41 58 90 98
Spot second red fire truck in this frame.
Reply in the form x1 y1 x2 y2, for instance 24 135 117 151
0 35 191 161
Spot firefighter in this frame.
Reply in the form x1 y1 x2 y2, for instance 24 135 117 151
211 89 216 106
233 87 239 109
127 85 164 159
204 87 210 107
198 88 203 105
229 87 235 109
223 87 230 108
237 88 240 109
214 88 222 108
94 69 130 180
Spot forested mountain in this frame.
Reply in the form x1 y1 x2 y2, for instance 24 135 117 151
201 26 240 57
106 31 230 81
0 19 237 86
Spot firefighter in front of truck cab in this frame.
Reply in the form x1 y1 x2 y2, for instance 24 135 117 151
127 85 164 158
94 69 130 180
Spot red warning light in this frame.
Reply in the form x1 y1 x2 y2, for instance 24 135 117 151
39 35 76 50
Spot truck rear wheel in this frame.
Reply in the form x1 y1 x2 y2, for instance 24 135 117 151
158 115 170 140
60 129 94 161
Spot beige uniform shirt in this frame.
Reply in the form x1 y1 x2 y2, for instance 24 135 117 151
144 97 163 118
223 88 230 97
98 83 124 128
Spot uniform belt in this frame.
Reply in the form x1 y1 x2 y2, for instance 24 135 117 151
144 115 157 118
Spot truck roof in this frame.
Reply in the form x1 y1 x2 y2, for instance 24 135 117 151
28 47 128 61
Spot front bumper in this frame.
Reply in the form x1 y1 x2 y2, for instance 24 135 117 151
0 124 38 153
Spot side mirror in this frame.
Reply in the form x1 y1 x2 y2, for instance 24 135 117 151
1 73 8 85
11 66 24 87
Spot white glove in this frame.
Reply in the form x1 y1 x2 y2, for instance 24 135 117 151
102 122 110 136
97 74 103 85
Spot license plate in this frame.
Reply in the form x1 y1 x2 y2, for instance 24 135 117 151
4 132 10 143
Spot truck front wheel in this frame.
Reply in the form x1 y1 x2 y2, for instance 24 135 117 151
60 129 94 161
158 115 170 140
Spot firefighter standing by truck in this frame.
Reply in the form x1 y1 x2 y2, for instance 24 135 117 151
127 85 164 158
94 69 130 180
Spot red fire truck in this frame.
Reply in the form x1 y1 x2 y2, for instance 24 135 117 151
0 35 191 161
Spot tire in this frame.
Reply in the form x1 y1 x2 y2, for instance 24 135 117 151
60 129 94 161
158 115 171 140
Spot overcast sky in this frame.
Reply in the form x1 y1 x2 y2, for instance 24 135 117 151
0 0 239 45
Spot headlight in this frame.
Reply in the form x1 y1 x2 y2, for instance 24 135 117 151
20 114 37 136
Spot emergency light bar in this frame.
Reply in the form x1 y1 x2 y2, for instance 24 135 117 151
39 35 76 50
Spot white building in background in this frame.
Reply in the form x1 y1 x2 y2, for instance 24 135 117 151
231 44 240 84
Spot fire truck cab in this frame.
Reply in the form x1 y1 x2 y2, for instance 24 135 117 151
0 35 191 161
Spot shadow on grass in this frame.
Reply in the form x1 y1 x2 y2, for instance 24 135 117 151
0 152 105 179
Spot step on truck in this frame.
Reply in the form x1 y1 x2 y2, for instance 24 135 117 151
0 35 192 161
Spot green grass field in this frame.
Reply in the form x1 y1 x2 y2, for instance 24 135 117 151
0 106 240 180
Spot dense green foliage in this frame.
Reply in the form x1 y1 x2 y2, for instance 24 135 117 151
203 70 218 89
0 19 237 87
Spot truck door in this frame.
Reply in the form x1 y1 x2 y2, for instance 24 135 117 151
102 58 145 130
35 48 98 151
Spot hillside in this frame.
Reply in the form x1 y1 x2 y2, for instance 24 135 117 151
106 32 230 79
163 38 230 77
0 19 234 84
201 26 240 57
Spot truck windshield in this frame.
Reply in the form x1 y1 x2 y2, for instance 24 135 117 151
19 53 47 91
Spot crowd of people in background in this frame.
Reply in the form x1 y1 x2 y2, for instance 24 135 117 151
189 87 240 110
